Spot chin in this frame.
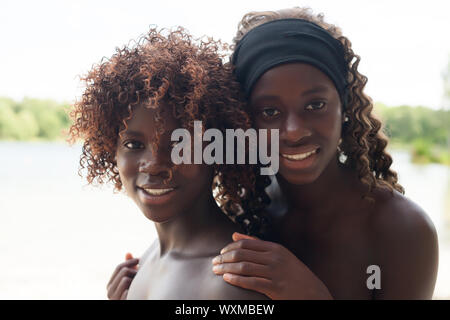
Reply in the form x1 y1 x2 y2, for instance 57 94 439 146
280 174 319 186
143 209 177 223
135 202 177 223
278 168 323 186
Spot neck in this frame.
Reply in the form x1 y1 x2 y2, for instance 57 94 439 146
277 158 357 214
154 192 237 257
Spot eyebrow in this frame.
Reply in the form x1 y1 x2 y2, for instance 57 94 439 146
119 130 144 138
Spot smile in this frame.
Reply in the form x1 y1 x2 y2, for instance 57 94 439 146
137 186 177 206
281 148 319 161
142 188 175 196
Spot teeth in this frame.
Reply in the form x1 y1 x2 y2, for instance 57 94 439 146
282 149 317 161
143 188 174 196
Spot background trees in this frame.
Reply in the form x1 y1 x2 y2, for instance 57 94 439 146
0 97 448 164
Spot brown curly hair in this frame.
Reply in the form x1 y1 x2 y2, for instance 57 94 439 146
232 7 404 199
68 27 271 237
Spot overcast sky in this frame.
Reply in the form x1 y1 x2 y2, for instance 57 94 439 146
0 0 449 109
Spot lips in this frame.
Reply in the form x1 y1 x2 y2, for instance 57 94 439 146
141 187 175 196
281 146 320 161
137 184 177 197
279 146 320 171
137 185 178 206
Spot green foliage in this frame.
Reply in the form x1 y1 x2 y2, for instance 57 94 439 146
0 96 448 165
376 104 449 146
375 103 449 165
0 103 21 139
411 138 442 164
0 97 70 141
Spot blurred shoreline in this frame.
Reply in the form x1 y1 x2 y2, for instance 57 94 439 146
1 96 449 166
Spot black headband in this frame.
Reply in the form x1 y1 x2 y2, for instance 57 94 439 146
232 19 348 104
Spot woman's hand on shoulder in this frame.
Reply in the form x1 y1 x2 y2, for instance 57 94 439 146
211 233 333 300
107 253 139 300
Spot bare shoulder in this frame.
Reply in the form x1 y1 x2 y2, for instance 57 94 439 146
367 188 439 299
368 188 437 245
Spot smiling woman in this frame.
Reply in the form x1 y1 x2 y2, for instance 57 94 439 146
207 7 439 300
250 63 342 184
68 27 271 299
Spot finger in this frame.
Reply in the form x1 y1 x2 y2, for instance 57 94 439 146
107 267 137 295
220 238 277 255
213 249 271 265
115 277 133 300
120 289 129 300
232 232 259 241
125 252 134 260
213 262 271 279
223 273 272 298
107 258 139 287
126 253 139 270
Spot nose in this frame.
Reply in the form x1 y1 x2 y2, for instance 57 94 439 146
281 112 312 146
138 146 171 178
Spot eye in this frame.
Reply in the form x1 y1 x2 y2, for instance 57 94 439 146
261 107 281 118
305 101 326 110
124 140 144 150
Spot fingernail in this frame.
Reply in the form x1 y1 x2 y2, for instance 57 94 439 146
212 265 221 273
223 273 232 281
212 256 221 265
220 248 226 254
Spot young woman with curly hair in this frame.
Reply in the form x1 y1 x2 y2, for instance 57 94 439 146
210 7 438 299
69 27 270 299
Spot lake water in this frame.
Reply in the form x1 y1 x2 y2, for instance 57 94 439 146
0 141 449 299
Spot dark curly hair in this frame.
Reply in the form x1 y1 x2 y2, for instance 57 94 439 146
68 27 271 237
232 7 404 200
